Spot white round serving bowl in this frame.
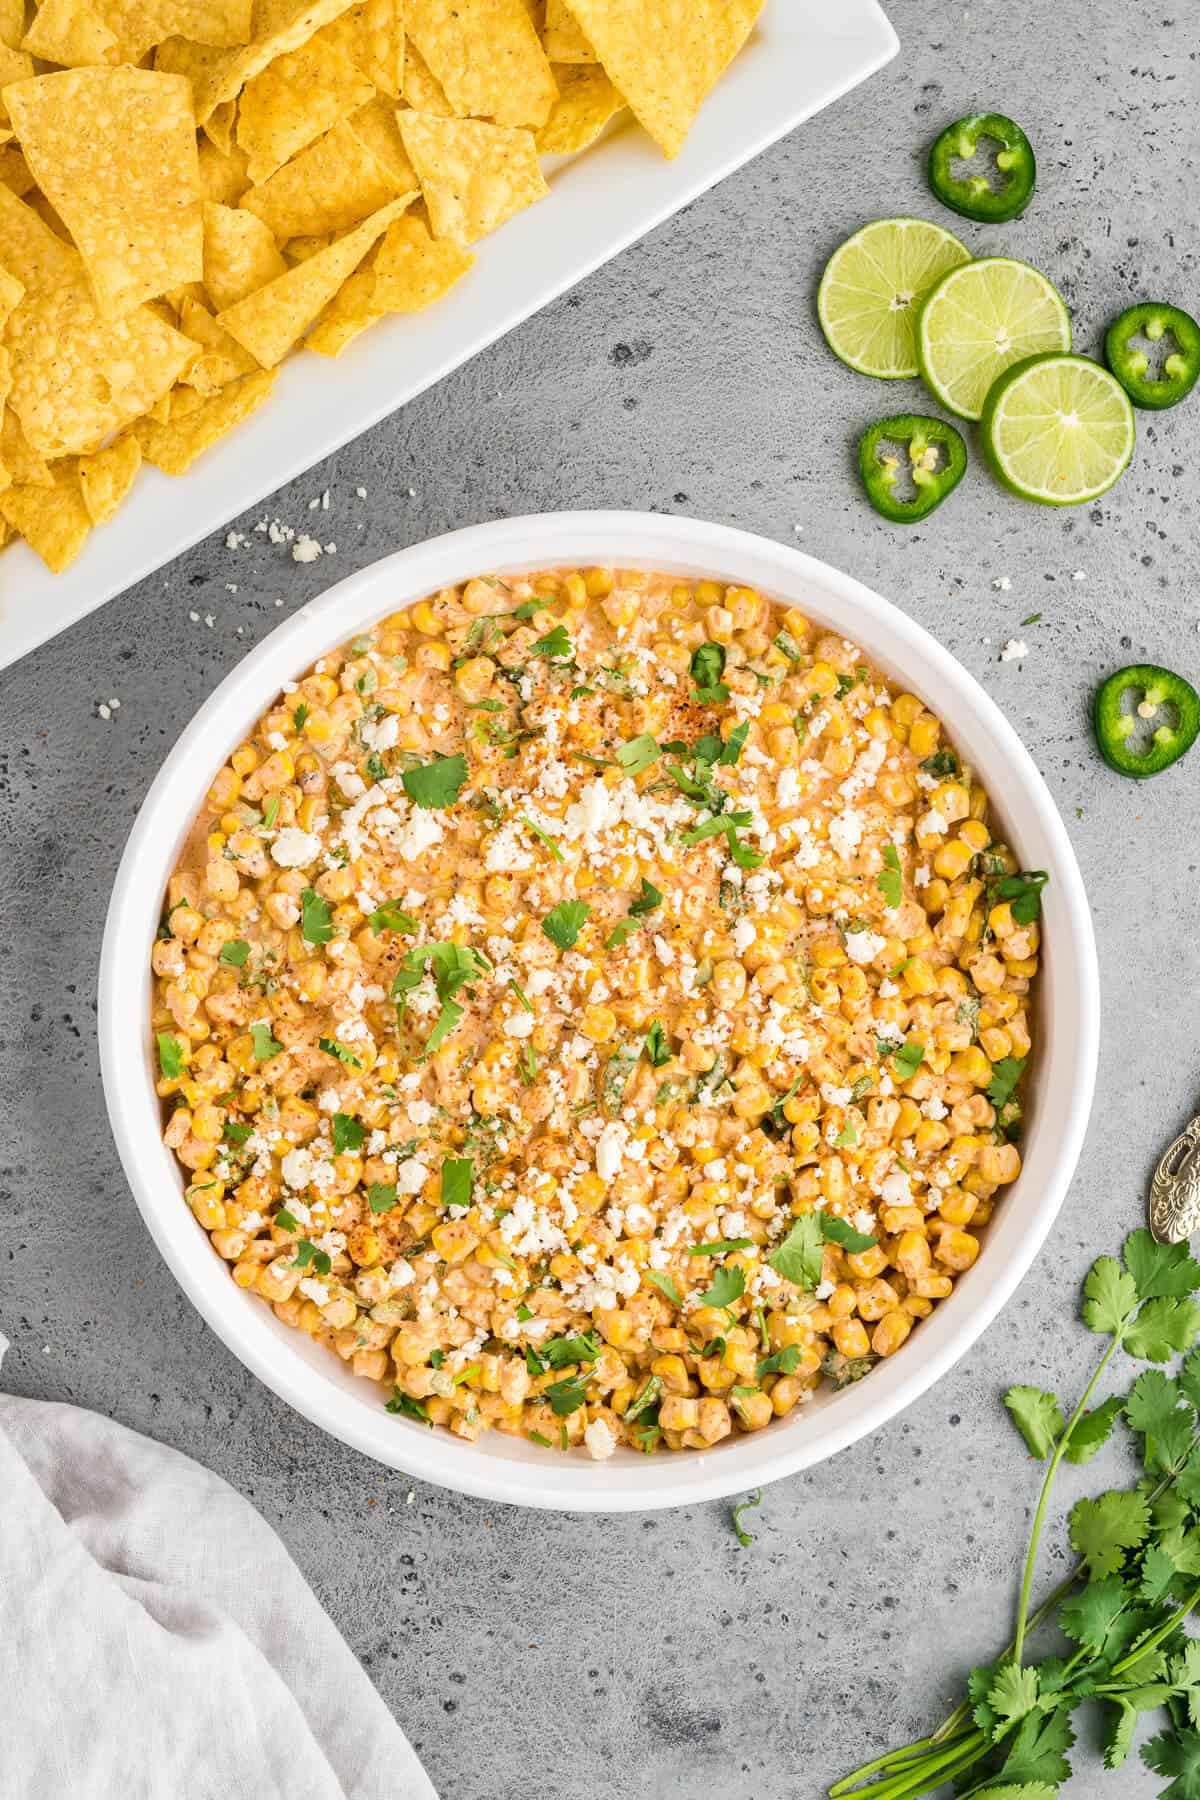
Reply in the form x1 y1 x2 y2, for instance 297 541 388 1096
99 511 1099 1512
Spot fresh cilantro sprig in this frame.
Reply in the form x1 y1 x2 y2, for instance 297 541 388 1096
833 1229 1200 1800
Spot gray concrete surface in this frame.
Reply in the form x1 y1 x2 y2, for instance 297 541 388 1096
1 4 1196 1795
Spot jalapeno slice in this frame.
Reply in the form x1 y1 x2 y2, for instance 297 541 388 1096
1104 302 1200 410
927 112 1036 224
858 414 967 523
1093 663 1200 778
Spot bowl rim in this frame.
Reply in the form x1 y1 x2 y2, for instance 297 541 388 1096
98 510 1100 1512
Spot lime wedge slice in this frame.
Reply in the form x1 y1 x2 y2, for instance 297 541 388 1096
817 218 971 379
981 353 1135 505
916 257 1071 419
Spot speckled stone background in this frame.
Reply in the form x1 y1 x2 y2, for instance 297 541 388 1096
1 4 1197 1795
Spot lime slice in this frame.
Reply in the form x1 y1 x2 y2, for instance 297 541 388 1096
817 218 971 379
981 353 1135 505
916 257 1071 419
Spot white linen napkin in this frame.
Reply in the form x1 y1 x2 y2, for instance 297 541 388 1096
0 1333 438 1800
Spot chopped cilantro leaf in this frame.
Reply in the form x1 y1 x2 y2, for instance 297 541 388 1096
646 1270 682 1308
542 897 590 951
616 733 661 775
699 1264 745 1309
386 1389 432 1426
687 1238 754 1256
318 1036 361 1068
156 1032 184 1079
440 1157 473 1211
401 752 469 810
250 1022 282 1062
368 900 418 936
273 1207 299 1233
545 1372 590 1417
331 1112 365 1155
877 843 902 909
218 938 250 967
292 1239 331 1276
731 1489 762 1547
368 1184 398 1214
530 624 573 660
994 868 1049 925
300 886 334 945
644 1020 672 1067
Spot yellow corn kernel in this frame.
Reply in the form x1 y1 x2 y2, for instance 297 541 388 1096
959 818 990 852
951 1046 992 1086
832 1318 871 1359
430 1219 481 1264
891 693 922 728
411 601 442 635
933 838 974 882
937 1189 979 1228
935 1229 980 1272
872 1310 913 1357
901 957 936 997
651 1354 692 1394
908 716 940 757
978 1142 1022 1184
580 1003 617 1043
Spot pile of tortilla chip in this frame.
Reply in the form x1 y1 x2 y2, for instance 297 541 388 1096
0 0 766 573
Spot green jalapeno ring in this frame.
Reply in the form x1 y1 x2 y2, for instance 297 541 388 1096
1104 302 1200 410
1093 663 1200 779
857 413 968 524
927 112 1036 224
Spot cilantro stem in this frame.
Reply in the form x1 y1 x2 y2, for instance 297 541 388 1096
838 1732 985 1800
1108 1580 1200 1677
1012 1329 1123 1664
826 1736 943 1795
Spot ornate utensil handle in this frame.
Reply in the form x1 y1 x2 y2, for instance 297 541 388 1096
1151 1115 1200 1245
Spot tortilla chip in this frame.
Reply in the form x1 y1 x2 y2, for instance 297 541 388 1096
197 131 250 204
132 365 274 471
368 207 473 311
304 264 380 355
406 0 556 129
0 261 23 322
0 44 32 123
400 41 456 117
0 185 197 455
0 0 23 50
102 0 254 60
216 194 403 363
0 146 32 195
240 114 399 239
21 0 120 66
346 94 417 189
157 0 358 126
1 408 52 484
555 0 766 157
202 198 286 308
204 97 237 155
283 231 333 261
321 0 403 96
236 25 373 184
177 292 259 390
536 63 623 154
6 69 203 316
77 433 141 524
0 464 91 570
542 0 593 62
398 113 547 245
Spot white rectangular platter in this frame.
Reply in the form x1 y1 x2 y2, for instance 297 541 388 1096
0 0 898 672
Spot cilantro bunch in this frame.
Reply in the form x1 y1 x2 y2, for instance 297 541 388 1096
834 1231 1200 1800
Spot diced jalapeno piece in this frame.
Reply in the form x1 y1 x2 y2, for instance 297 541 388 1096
927 112 1036 223
857 414 968 524
1093 663 1200 779
1104 302 1200 410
